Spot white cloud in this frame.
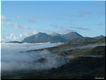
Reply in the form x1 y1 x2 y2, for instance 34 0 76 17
1 15 25 29
1 16 6 21
11 23 25 29
2 22 25 29
8 33 17 41
16 16 22 19
1 16 7 25
24 31 38 37
19 34 23 38
28 17 37 23
6 33 26 41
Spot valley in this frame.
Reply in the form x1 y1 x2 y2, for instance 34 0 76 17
1 32 105 79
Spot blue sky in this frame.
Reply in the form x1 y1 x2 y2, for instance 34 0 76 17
1 1 105 41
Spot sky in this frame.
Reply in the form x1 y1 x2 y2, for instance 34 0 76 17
1 1 105 41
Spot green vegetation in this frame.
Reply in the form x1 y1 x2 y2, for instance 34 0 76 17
46 37 106 55
67 46 105 56
27 37 105 56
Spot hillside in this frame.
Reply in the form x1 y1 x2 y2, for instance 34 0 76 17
30 37 105 56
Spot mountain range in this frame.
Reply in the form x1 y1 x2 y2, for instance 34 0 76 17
4 32 105 79
22 32 83 43
3 32 106 79
8 32 105 43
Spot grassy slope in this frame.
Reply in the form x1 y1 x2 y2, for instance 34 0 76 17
27 37 106 56
45 37 106 56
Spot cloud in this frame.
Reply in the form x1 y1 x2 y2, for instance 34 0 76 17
7 33 17 41
50 25 75 34
50 24 90 34
53 25 90 31
1 15 11 22
69 26 90 31
1 16 25 29
28 17 37 23
5 33 25 41
1 16 7 25
12 23 25 29
1 16 6 21
78 11 91 17
16 16 22 19
19 34 23 38
67 11 91 18
3 22 25 29
24 30 38 37
95 22 105 26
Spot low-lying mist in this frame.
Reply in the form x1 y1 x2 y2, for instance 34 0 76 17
1 43 67 72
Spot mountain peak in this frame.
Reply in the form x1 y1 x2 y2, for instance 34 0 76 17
37 32 47 35
63 32 83 41
66 31 80 35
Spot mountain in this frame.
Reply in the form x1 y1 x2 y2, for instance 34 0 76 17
50 35 66 43
22 32 66 43
94 35 105 39
22 32 50 43
63 32 83 41
22 32 84 43
8 32 105 43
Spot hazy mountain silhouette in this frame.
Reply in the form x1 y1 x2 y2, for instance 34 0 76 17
22 32 83 43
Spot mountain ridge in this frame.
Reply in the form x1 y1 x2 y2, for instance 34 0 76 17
7 32 105 43
22 32 83 43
